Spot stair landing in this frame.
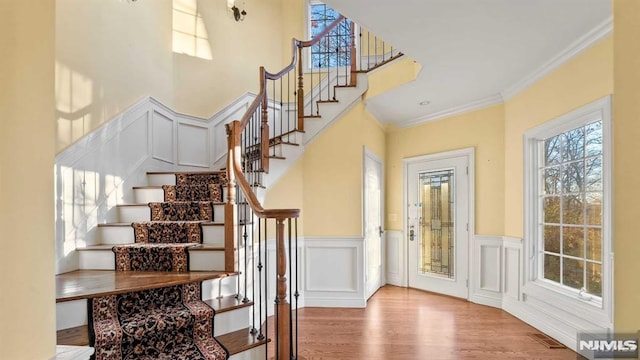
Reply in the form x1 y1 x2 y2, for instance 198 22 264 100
56 269 236 302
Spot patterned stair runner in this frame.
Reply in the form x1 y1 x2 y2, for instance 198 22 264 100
88 173 230 359
149 201 214 221
113 243 194 272
163 184 223 202
132 221 203 244
89 282 228 360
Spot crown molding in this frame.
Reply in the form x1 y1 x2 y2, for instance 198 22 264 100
501 16 612 101
396 94 504 128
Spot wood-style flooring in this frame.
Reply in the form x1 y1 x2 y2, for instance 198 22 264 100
292 285 578 360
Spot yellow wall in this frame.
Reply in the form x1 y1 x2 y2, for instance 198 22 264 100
56 0 174 152
612 0 640 332
503 35 613 237
385 104 506 235
0 1 56 358
303 101 385 236
265 101 386 237
365 57 421 100
56 0 289 153
173 0 286 118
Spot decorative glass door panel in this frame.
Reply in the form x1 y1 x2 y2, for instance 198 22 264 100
419 169 455 279
407 151 470 299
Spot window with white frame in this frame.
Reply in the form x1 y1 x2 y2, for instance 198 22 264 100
524 96 611 317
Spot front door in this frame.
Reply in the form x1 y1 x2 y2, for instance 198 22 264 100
406 150 471 299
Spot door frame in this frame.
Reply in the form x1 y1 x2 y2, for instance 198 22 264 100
363 147 385 299
402 147 475 294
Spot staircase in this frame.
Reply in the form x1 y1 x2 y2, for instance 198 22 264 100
57 171 264 359
55 11 403 360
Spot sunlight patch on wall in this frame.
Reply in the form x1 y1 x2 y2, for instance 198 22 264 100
173 0 213 60
56 61 94 149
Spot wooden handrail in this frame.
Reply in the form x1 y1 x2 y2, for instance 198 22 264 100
226 121 300 220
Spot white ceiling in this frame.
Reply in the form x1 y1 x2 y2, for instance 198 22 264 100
323 0 612 127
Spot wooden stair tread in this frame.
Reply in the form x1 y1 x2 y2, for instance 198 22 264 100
301 115 321 119
204 295 253 314
216 327 268 356
317 99 338 103
57 325 89 346
98 221 223 227
147 171 225 175
268 155 286 160
334 84 357 88
189 245 225 251
117 202 225 206
56 270 237 303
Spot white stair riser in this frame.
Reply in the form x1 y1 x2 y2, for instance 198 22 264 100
229 345 266 360
79 251 114 270
146 173 175 186
98 225 224 246
134 187 229 203
189 251 226 271
99 226 135 245
203 225 225 246
134 188 164 203
118 206 150 223
56 300 87 330
214 307 251 336
78 249 225 271
202 277 239 300
117 204 225 223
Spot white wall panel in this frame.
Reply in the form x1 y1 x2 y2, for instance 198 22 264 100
503 247 521 300
177 122 209 167
306 247 357 292
385 230 403 286
480 244 501 292
152 110 174 163
303 237 365 308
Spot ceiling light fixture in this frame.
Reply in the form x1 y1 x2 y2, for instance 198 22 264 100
419 100 431 106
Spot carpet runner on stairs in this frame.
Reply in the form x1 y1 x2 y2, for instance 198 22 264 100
113 243 195 272
88 173 231 359
149 201 214 221
132 221 203 244
163 184 223 202
89 282 228 360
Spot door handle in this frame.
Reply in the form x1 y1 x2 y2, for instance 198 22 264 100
409 229 415 241
378 226 384 237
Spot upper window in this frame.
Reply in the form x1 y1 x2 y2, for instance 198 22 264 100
308 1 352 68
524 96 611 316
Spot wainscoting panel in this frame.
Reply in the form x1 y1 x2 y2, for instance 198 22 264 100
502 237 522 301
385 230 403 286
470 235 503 307
303 237 365 308
177 122 209 167
152 110 174 163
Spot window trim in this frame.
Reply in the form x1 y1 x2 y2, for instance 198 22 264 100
523 95 613 328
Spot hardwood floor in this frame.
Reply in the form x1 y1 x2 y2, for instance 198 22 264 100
292 285 578 360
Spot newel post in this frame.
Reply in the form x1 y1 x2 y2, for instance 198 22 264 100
275 216 291 360
224 122 240 272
